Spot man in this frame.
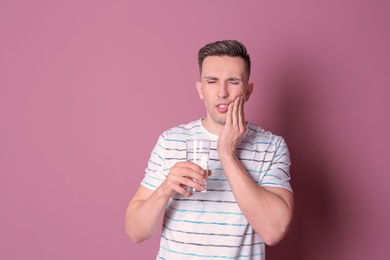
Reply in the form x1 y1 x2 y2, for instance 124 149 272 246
125 40 294 259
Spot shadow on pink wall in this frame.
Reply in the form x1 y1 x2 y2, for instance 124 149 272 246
264 57 346 260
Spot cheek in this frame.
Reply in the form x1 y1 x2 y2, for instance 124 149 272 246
231 89 246 98
240 88 250 98
202 96 213 108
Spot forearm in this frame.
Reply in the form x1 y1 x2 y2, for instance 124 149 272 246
125 187 169 243
125 161 206 243
219 153 293 246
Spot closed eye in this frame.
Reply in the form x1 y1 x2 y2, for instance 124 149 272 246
204 76 218 84
229 80 239 85
228 77 242 85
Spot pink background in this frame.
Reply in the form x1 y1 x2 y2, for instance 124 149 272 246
1 1 389 259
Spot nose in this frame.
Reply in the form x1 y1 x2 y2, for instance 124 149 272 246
217 82 228 98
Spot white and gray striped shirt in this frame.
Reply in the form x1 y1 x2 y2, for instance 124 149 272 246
141 119 292 259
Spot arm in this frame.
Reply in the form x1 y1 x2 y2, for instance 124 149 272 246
218 96 294 246
218 152 293 246
125 161 207 243
125 185 167 243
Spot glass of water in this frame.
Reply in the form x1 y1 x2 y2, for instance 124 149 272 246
186 139 210 192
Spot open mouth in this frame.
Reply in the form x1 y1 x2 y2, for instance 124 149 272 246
216 103 231 112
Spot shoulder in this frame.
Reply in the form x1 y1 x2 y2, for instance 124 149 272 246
246 122 281 139
161 119 204 138
245 122 287 146
155 119 206 147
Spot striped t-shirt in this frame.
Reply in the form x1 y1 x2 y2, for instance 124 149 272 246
141 119 292 260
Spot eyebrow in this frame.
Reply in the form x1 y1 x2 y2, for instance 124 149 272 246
204 76 218 81
203 76 243 82
227 77 243 82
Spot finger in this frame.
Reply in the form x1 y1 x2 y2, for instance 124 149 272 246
163 175 187 197
232 96 240 127
239 96 245 127
182 161 205 176
179 176 206 193
175 184 193 197
166 174 198 197
171 162 205 184
226 101 233 126
173 161 203 175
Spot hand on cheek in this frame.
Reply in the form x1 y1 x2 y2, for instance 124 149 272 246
218 96 246 155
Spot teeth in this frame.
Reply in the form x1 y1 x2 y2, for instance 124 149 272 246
218 105 227 108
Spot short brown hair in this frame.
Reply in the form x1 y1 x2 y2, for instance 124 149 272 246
198 40 251 77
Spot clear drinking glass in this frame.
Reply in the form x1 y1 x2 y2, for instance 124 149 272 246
186 139 210 192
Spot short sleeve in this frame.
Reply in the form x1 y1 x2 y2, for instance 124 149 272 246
260 137 292 192
140 134 168 190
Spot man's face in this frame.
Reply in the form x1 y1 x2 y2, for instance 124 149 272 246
196 56 253 133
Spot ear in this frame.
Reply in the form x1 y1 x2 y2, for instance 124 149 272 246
245 82 254 101
196 81 204 100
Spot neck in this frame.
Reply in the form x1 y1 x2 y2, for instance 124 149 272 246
201 118 224 136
